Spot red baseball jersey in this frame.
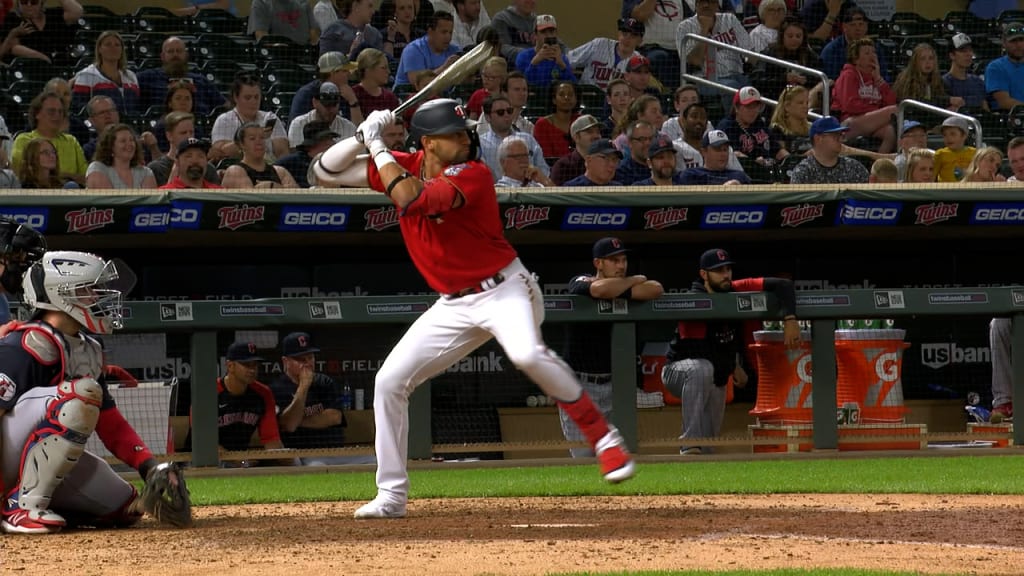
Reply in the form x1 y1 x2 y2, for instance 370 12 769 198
367 151 518 294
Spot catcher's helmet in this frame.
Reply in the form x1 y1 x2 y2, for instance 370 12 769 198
409 98 477 146
23 251 125 334
0 217 46 294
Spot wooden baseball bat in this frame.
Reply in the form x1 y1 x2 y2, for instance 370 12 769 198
393 40 498 116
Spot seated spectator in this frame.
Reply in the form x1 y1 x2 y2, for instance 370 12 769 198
831 37 896 153
492 0 537 62
278 121 340 188
570 18 643 92
624 0 689 91
439 0 490 50
478 71 534 135
751 18 824 111
495 136 554 187
313 0 340 31
11 91 87 187
379 0 424 61
985 23 1024 112
551 114 602 185
215 341 286 454
149 112 221 187
372 0 434 31
943 34 988 112
534 81 580 160
158 138 224 189
563 139 623 186
635 133 685 185
270 332 347 463
801 0 856 42
467 56 507 119
211 74 290 163
788 116 869 184
674 101 747 174
771 84 890 162
934 116 975 182
71 31 141 118
221 122 299 189
661 84 702 142
750 0 788 53
153 79 207 153
0 0 79 64
352 48 400 116
288 81 357 150
614 120 656 185
85 124 158 189
249 0 319 45
1007 137 1024 182
622 54 660 99
478 94 546 182
962 147 1007 183
515 14 574 86
820 7 888 81
395 11 461 86
15 138 62 189
903 147 935 184
82 96 120 162
677 0 752 109
44 77 85 141
603 79 633 138
893 120 927 181
869 157 897 183
137 36 227 117
291 52 362 125
613 94 663 155
319 0 383 58
681 130 751 185
717 86 782 166
894 43 963 112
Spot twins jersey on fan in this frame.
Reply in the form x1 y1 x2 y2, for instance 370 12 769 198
675 12 751 78
366 151 517 294
569 39 639 90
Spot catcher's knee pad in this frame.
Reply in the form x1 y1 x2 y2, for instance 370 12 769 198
11 378 103 513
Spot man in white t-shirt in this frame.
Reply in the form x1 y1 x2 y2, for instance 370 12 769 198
569 18 644 91
435 0 491 49
287 82 357 150
623 0 693 90
676 0 751 109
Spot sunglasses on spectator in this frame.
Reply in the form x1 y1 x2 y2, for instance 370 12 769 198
491 108 513 116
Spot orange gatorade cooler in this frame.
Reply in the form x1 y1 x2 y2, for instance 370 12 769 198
641 341 679 405
834 329 910 424
748 330 813 425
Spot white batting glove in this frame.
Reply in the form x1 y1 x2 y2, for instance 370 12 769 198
357 110 396 144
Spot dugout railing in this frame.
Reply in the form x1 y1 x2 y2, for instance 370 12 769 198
87 288 1024 467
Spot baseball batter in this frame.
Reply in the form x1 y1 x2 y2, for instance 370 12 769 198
0 251 170 533
311 99 635 519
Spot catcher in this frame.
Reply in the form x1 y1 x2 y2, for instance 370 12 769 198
0 251 191 534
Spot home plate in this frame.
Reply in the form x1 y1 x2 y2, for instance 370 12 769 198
510 523 598 528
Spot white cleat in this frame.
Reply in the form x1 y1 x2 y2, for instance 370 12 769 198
353 496 407 519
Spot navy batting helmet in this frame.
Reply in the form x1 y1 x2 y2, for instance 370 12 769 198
409 98 477 147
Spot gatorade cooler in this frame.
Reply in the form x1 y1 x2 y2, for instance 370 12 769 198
641 341 679 405
748 330 813 425
834 329 910 424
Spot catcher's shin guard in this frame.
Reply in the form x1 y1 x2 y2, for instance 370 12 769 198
3 378 102 531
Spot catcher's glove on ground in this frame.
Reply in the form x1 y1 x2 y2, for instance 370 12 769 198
131 462 193 528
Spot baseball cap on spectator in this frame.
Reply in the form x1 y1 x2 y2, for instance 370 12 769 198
809 116 850 139
535 14 557 31
318 51 356 74
617 17 645 36
226 341 264 362
593 237 630 259
316 81 341 105
626 54 651 73
571 114 601 136
176 137 211 156
701 130 730 148
733 86 761 107
941 116 969 134
700 248 734 271
900 120 924 136
282 331 320 357
951 33 973 50
648 133 676 157
842 6 868 22
299 121 340 151
1003 22 1024 41
588 138 623 158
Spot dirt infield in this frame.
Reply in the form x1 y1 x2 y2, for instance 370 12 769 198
4 494 1024 575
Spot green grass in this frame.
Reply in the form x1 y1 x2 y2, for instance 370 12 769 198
185 455 1024 506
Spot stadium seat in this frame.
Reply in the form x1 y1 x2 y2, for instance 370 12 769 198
82 5 120 17
998 10 1024 25
75 14 124 33
132 7 189 34
576 84 606 115
262 67 313 94
886 12 937 40
9 59 59 84
8 80 46 107
188 9 247 36
940 11 994 37
133 32 172 62
254 35 313 65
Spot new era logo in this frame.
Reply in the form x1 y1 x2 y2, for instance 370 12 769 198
160 302 193 322
309 301 342 320
1013 289 1024 307
874 291 905 309
160 303 176 320
736 294 766 312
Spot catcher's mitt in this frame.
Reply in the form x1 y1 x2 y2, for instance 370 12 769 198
131 462 193 528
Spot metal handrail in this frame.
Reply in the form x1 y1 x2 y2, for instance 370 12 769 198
896 100 984 146
683 32 831 114
682 73 824 120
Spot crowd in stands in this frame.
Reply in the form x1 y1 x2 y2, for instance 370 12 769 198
0 0 1021 190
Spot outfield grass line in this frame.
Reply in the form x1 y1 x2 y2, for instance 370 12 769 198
717 531 1024 553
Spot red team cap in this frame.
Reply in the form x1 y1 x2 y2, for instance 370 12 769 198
733 86 762 107
626 55 651 73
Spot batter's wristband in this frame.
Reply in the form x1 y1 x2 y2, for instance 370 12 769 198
368 140 395 171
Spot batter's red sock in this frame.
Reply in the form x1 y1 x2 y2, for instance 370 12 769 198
558 392 610 446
